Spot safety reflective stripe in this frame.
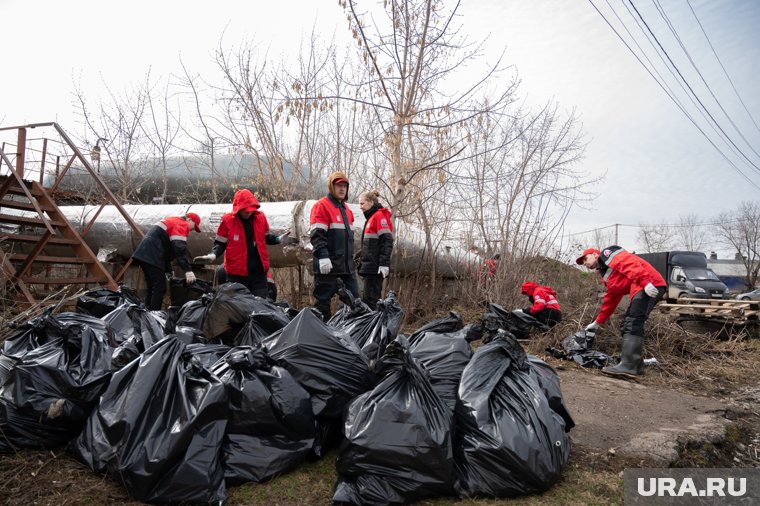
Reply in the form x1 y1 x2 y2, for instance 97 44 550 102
377 228 392 235
169 235 187 242
364 233 379 239
157 222 168 230
534 297 546 303
545 299 559 306
215 235 228 243
603 269 613 282
310 223 328 232
328 223 346 229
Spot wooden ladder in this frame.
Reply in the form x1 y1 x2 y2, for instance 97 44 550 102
0 174 117 304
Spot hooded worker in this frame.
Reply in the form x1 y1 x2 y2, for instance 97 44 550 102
132 212 201 310
521 281 562 328
194 189 291 298
309 171 359 320
577 246 666 379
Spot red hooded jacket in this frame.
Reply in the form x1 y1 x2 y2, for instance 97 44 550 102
213 189 272 277
521 282 561 315
595 246 666 324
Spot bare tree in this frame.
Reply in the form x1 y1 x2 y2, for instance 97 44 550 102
341 0 515 222
175 59 227 203
139 69 182 203
674 213 709 252
73 78 150 202
637 222 674 253
714 201 760 290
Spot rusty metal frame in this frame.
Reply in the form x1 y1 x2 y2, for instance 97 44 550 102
0 122 145 303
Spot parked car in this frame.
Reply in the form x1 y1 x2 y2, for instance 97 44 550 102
735 288 760 301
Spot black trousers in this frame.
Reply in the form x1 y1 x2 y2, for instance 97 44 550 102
139 261 167 310
621 286 665 336
361 274 383 310
313 274 360 320
228 273 268 299
534 307 562 328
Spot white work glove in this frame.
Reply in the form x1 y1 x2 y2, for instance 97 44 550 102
193 253 216 264
185 271 197 284
318 258 332 275
378 266 389 278
644 282 659 298
585 321 599 333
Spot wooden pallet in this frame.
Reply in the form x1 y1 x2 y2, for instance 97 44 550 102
657 297 759 322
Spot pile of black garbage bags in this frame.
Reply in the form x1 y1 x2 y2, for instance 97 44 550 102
0 284 574 504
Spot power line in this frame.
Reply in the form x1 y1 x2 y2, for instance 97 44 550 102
651 0 760 161
586 0 760 190
686 0 760 135
566 218 742 237
626 0 760 176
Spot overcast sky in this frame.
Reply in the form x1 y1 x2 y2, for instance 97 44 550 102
2 0 758 257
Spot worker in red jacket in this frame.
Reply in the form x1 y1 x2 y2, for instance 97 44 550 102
576 245 666 379
132 213 201 310
194 189 289 298
520 281 562 328
310 171 359 320
357 189 393 309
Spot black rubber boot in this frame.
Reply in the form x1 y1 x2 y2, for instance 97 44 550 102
602 334 644 379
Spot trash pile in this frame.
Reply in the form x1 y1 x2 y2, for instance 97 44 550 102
0 283 574 504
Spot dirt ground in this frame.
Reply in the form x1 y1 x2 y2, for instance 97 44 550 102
556 365 755 464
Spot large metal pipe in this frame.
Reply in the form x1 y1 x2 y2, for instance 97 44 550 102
53 201 479 278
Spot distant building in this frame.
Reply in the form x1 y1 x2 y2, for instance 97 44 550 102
707 258 755 292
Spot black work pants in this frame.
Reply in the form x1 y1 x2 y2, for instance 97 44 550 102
621 286 665 336
313 274 360 320
139 261 167 311
361 274 383 310
534 307 562 328
228 273 268 299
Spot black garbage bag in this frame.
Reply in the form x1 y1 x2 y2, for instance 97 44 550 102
561 330 594 353
328 292 404 362
0 313 116 453
527 356 575 432
545 330 611 369
262 308 376 421
174 298 206 331
76 286 142 317
69 338 228 504
169 277 213 307
149 309 176 335
482 303 548 341
333 337 455 504
233 300 292 348
263 308 376 456
185 342 232 369
408 312 464 342
409 324 474 412
2 306 59 359
105 302 166 370
211 346 315 485
454 332 571 498
202 283 269 344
